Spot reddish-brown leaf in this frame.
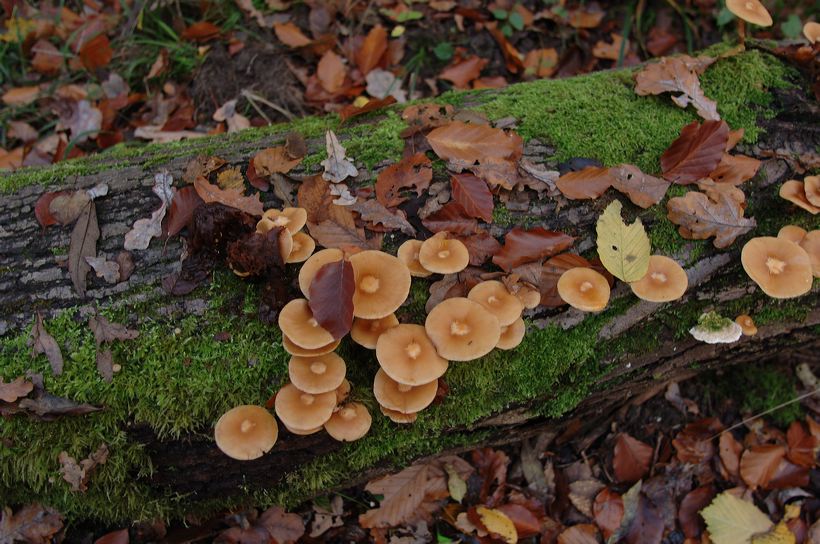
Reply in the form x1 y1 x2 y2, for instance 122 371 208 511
661 120 729 184
439 56 489 88
339 96 396 122
217 506 305 544
30 312 64 376
0 376 33 403
79 34 112 70
766 458 810 489
678 485 715 539
557 524 600 544
609 164 671 208
350 199 415 235
556 166 615 200
719 432 743 480
31 39 62 75
165 186 204 237
613 433 653 483
634 55 719 121
356 25 388 75
486 24 524 73
450 173 494 222
492 228 574 272
274 22 312 48
307 213 383 251
539 253 592 307
672 418 722 465
422 202 478 235
401 103 454 136
496 504 540 538
34 191 68 228
194 176 263 217
0 504 64 544
472 448 509 507
309 260 355 340
253 147 302 176
426 121 522 164
317 50 347 94
181 21 220 42
709 153 761 186
666 188 755 249
739 444 786 489
593 488 623 539
624 494 664 544
456 230 502 265
375 153 432 208
786 421 818 468
94 528 129 544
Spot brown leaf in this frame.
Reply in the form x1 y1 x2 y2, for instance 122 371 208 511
59 444 109 493
540 253 592 307
678 485 715 539
85 257 120 284
350 199 415 235
740 444 786 489
2 86 41 106
624 493 664 544
523 48 558 78
569 479 605 517
672 418 721 465
79 34 112 70
308 260 355 340
274 22 312 48
786 421 818 468
182 155 226 184
69 201 100 297
421 202 478 235
217 506 305 544
96 349 114 383
634 55 719 120
253 147 302 176
666 188 755 248
451 173 494 222
457 230 502 266
719 432 743 479
360 464 432 528
307 216 382 251
661 120 729 184
34 191 67 228
0 376 33 403
557 524 600 544
375 153 432 208
339 96 397 122
165 186 204 237
89 313 139 345
317 50 347 94
556 166 615 200
439 56 488 88
487 24 524 74
401 103 454 136
496 504 541 539
492 228 574 272
321 130 359 183
94 528 129 544
593 488 623 539
194 176 263 217
15 393 101 420
0 504 64 544
426 121 522 164
30 313 63 376
356 25 388 75
609 164 671 208
613 433 653 483
181 21 220 42
472 448 510 507
767 458 810 489
49 190 91 225
31 39 62 75
708 153 761 186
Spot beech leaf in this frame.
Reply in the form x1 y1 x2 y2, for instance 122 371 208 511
422 202 478 235
308 260 355 340
609 164 671 208
475 506 517 544
739 444 786 489
426 121 522 164
593 488 624 539
274 22 312 48
612 433 653 483
253 147 302 176
666 189 755 248
30 313 64 376
596 200 650 282
450 173 494 222
709 153 761 186
359 464 431 528
321 130 359 183
540 253 593 307
375 153 432 208
678 485 715 539
69 201 100 297
35 190 68 228
493 227 575 272
556 524 600 544
355 25 388 75
661 120 729 184
307 219 382 251
700 492 773 544
165 185 204 237
216 506 305 544
556 166 615 200
49 190 91 225
194 176 263 217
317 50 347 94
350 199 415 235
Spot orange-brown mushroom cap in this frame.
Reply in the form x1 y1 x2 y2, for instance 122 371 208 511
726 0 772 26
780 180 820 215
351 314 400 349
398 239 433 277
425 297 501 361
335 378 351 404
282 335 340 357
804 176 820 207
800 230 820 277
468 280 524 326
283 423 322 435
376 324 449 385
214 405 278 461
740 237 813 298
496 317 526 350
274 383 336 432
735 314 758 336
324 402 372 442
278 299 335 349
556 268 611 312
418 233 470 274
373 368 438 414
629 256 688 303
299 248 344 298
350 250 412 319
778 225 807 244
288 353 346 394
516 286 542 310
380 405 418 424
286 232 316 263
262 207 308 234
804 21 820 44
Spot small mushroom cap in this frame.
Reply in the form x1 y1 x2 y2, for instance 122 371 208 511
516 286 542 310
780 180 820 215
556 268 611 312
335 378 351 404
726 0 772 26
214 405 278 461
380 405 418 424
274 383 337 431
804 21 820 44
262 207 308 234
468 280 524 326
282 335 340 357
425 297 501 361
278 299 335 349
288 353 346 394
350 250 412 319
496 317 526 350
286 232 316 263
373 368 437 414
283 423 322 435
324 402 372 442
351 314 400 349
799 230 820 277
804 176 820 207
398 239 433 277
778 225 807 244
299 248 344 298
629 256 688 302
418 233 470 274
735 314 758 336
376 324 449 385
741 237 813 298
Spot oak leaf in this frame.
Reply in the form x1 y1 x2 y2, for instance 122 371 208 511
450 173 494 222
309 260 355 340
29 313 63 376
556 166 615 200
661 120 729 184
375 153 432 208
356 25 388 75
634 55 719 121
124 171 174 251
666 188 755 248
89 312 139 346
493 228 574 272
350 199 415 235
426 121 522 164
59 444 109 493
0 504 64 544
69 201 100 297
194 176 263 216
0 376 33 403
596 200 650 282
85 257 120 284
613 433 652 483
609 164 671 208
321 130 359 183
253 147 302 176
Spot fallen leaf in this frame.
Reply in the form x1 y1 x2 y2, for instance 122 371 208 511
678 485 715 539
596 200 650 282
274 22 312 48
493 228 574 272
539 253 593 307
451 173 493 222
427 121 522 164
523 48 558 78
13 393 101 420
568 6 605 28
457 230 502 265
58 444 109 493
79 33 112 70
59 99 102 143
472 448 510 506
445 464 467 503
661 120 729 184
89 312 139 345
557 524 599 544
308 260 355 340
719 432 743 479
165 186 204 237
213 99 250 133
124 171 174 250
439 56 488 89
486 24 524 74
359 464 431 528
49 190 91 225
29 313 64 375
401 103 454 136
217 506 305 544
624 493 665 544
556 166 615 200
194 176 263 217
609 164 671 208
475 506 517 544
786 421 818 468
69 201 100 297
31 39 62 74
254 147 302 176
666 188 755 248
0 376 33 403
85 257 120 284
34 191 67 228
182 155 226 184
350 199 415 235
0 504 64 544
356 25 388 75
365 69 406 102
96 348 114 383
339 96 397 122
94 528 129 544
709 154 761 186
672 418 722 465
496 503 540 539
321 130 359 183
422 202 478 235
593 33 627 61
613 433 653 483
307 217 382 251
217 168 244 190
700 492 773 544
317 50 347 94
569 479 605 517
593 488 624 539
375 153 432 208
2 85 41 106
181 21 220 42
635 55 719 120
740 444 786 489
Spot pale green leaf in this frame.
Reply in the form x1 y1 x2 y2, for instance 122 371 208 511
445 463 467 503
596 200 650 282
701 492 773 544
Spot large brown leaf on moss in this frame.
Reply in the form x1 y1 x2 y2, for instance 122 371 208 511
309 260 355 340
661 120 728 184
0 376 33 403
450 173 494 222
666 188 755 248
30 313 63 376
556 166 614 200
426 121 522 164
493 228 574 272
375 153 432 208
194 176 263 217
613 433 652 483
634 55 719 121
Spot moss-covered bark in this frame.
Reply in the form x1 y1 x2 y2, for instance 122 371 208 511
1 45 818 524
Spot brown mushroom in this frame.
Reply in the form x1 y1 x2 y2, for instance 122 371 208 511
299 248 344 298
740 237 813 298
274 383 336 432
516 286 542 310
324 402 372 442
496 317 526 350
350 250 412 319
283 423 322 436
800 230 820 277
282 335 340 357
726 0 772 26
335 378 351 404
425 297 501 361
278 299 335 349
351 314 400 349
376 324 449 385
468 280 524 326
214 405 278 461
373 368 437 414
804 176 820 207
288 353 346 394
780 180 820 215
261 207 308 234
380 405 418 424
418 232 470 274
629 256 688 303
556 268 611 312
286 232 316 263
778 225 807 244
804 21 820 44
397 239 433 277
735 314 758 336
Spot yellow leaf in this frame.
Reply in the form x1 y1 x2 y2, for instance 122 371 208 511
596 200 650 282
476 506 517 544
701 492 773 544
1 17 38 43
751 504 800 544
445 464 466 503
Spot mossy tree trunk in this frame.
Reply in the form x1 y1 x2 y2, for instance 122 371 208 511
0 46 818 523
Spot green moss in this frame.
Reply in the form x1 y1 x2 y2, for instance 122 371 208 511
705 364 802 427
492 204 514 227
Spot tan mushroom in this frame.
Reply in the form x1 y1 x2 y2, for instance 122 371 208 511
726 0 772 26
286 232 316 263
780 180 820 215
373 368 437 414
350 250 412 319
556 268 611 312
468 280 524 326
283 423 322 436
214 405 278 461
335 378 351 404
376 324 449 385
350 314 400 349
282 335 340 357
735 314 758 336
799 230 820 277
425 297 501 361
261 207 307 234
299 248 344 298
324 402 372 442
496 317 526 350
804 176 820 207
398 239 433 277
274 383 337 432
278 299 335 349
516 285 542 310
778 225 807 244
740 237 813 298
288 353 346 394
804 21 820 44
629 256 688 302
380 405 418 424
418 232 470 274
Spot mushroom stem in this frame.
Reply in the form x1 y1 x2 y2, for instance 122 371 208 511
738 19 746 48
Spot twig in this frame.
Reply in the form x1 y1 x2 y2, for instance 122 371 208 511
240 89 295 122
709 387 820 440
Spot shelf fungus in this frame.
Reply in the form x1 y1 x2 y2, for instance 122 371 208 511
690 311 743 344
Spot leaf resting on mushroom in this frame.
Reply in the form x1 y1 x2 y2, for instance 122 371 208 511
596 200 650 282
309 260 355 340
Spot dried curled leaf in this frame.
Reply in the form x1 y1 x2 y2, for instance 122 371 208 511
58 444 109 493
124 171 174 251
661 120 729 185
0 376 33 403
666 189 756 248
609 164 671 208
30 313 64 376
350 199 415 235
194 176 263 217
68 201 100 297
375 153 432 208
493 228 575 272
596 200 650 282
321 130 359 183
253 147 302 176
635 55 719 120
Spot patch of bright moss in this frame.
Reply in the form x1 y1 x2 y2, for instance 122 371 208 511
704 364 802 427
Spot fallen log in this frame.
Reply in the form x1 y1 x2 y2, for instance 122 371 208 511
0 45 818 525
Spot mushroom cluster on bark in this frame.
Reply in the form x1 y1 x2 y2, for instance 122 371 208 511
256 206 317 263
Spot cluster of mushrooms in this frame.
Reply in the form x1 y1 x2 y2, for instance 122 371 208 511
724 0 819 45
254 206 316 263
